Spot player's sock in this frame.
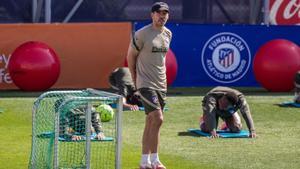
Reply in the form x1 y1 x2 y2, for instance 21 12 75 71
140 154 151 166
150 153 160 164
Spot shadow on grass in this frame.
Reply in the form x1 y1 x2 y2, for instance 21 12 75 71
0 87 293 97
168 87 293 96
273 103 300 108
177 131 200 137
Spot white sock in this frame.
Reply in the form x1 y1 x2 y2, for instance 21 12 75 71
150 153 160 163
140 154 150 165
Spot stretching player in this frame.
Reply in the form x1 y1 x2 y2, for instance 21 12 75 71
200 86 256 138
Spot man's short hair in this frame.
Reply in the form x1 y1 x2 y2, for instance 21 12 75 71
151 2 169 13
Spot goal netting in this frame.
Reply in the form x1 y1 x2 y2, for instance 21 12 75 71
29 88 123 169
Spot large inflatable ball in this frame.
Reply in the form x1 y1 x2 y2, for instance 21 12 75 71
165 49 178 86
253 39 300 92
8 41 60 91
124 49 178 86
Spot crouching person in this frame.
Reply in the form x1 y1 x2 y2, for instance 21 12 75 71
294 71 300 103
200 86 256 138
55 99 106 141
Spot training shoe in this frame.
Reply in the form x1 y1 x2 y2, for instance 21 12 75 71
151 161 166 169
219 122 228 131
139 163 152 169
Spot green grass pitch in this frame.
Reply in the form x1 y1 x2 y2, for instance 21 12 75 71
0 88 300 169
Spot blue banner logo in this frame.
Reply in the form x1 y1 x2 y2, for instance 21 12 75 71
201 32 251 83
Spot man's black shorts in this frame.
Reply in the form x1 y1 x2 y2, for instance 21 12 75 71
138 88 166 114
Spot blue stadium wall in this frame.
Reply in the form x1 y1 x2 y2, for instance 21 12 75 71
135 22 300 87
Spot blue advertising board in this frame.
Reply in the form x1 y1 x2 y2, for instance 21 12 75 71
134 22 300 87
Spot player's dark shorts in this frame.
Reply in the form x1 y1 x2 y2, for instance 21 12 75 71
138 88 166 114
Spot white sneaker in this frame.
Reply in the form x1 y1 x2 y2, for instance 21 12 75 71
151 161 166 169
139 162 152 169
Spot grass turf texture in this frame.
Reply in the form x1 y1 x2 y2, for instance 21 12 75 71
0 88 300 169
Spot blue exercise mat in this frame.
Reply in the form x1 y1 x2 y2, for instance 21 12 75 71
279 101 300 108
188 129 249 138
38 132 113 141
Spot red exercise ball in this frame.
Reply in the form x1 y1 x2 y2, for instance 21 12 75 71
8 41 60 91
253 39 300 92
124 49 178 86
165 49 178 86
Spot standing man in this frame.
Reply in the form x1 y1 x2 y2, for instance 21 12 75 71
200 86 257 138
127 2 172 169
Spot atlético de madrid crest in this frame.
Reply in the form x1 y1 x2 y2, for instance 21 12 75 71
201 32 251 83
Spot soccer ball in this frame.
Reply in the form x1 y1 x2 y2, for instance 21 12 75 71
96 104 114 122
